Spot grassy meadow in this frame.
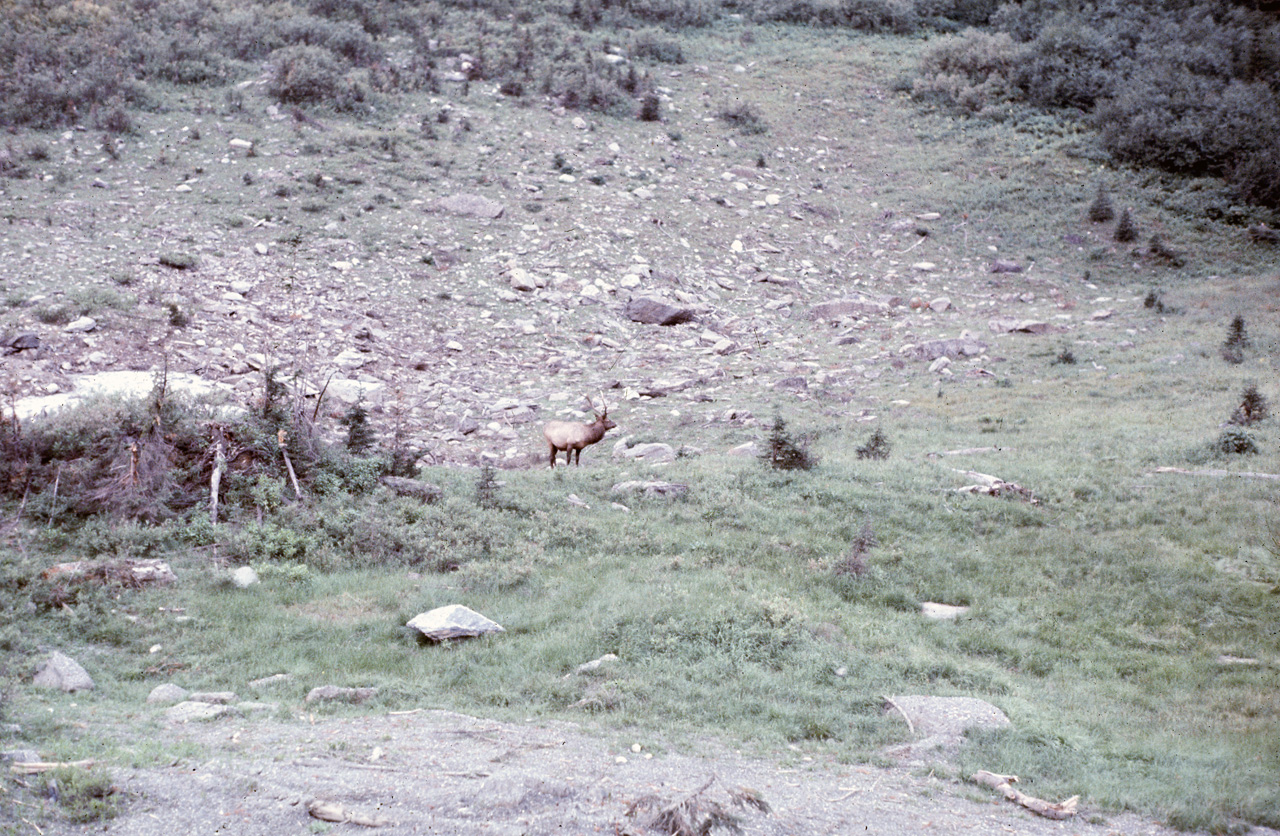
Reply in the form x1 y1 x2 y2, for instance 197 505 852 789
0 5 1278 834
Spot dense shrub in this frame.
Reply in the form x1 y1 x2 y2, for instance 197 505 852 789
267 45 373 111
916 1 1280 209
630 29 686 63
743 0 919 33
913 29 1021 114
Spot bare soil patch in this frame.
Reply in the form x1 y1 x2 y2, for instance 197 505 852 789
34 709 1246 836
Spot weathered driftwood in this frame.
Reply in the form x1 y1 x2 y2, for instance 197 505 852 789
278 429 303 499
42 558 175 586
1153 466 1280 481
307 799 393 828
971 770 1078 820
951 469 1039 504
10 759 96 774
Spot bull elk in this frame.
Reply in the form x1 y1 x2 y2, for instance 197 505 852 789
544 397 616 468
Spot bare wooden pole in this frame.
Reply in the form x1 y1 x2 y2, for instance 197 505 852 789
210 437 224 526
278 429 302 499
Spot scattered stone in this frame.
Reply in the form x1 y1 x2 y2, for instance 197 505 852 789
912 262 937 273
774 376 808 391
567 653 619 677
928 296 951 312
3 332 39 355
166 701 234 723
904 337 988 362
928 356 952 374
380 476 442 503
305 685 379 704
990 259 1023 273
427 193 505 219
188 691 238 704
624 297 696 326
509 267 541 291
146 683 189 704
33 651 94 692
988 318 1053 335
407 605 505 642
612 441 677 463
248 673 294 689
610 480 688 498
728 441 759 457
63 316 97 333
810 298 890 321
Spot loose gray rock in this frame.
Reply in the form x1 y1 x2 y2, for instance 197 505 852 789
623 297 696 326
63 316 97 333
990 259 1024 273
305 685 379 704
610 480 688 499
428 193 505 219
248 673 294 689
810 298 891 321
3 332 39 355
188 691 238 704
774 376 808 391
146 683 190 704
380 476 443 503
613 441 676 464
569 653 619 676
407 605 504 642
33 651 94 692
905 337 988 362
989 318 1052 334
165 701 234 723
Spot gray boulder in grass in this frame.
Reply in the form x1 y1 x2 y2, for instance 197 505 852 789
33 651 94 692
407 605 504 642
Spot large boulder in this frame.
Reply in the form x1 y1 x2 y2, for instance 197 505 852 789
612 441 677 464
33 651 94 692
407 605 504 642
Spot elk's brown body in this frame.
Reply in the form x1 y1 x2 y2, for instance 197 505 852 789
544 400 616 468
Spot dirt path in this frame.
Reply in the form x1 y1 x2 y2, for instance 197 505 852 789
39 709 1243 836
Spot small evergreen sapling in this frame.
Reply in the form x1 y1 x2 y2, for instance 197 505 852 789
761 416 815 471
1221 315 1249 364
1114 207 1137 242
1088 184 1115 223
1228 384 1269 426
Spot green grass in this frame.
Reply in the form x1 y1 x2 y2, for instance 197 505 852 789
4 372 1277 826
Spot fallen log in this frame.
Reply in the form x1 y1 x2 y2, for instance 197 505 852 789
971 770 1078 820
